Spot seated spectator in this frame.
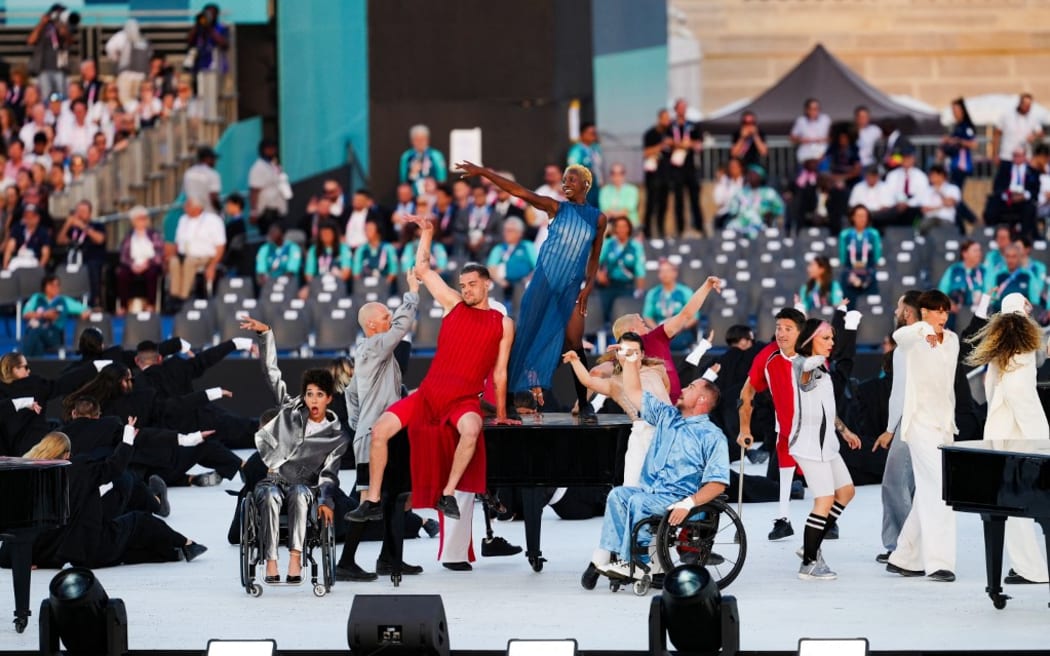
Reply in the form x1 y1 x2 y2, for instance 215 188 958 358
56 200 106 306
116 206 165 314
296 195 341 245
390 183 416 238
21 274 91 356
430 183 456 248
847 166 893 219
24 131 51 170
351 220 398 293
730 111 768 169
598 163 640 229
68 153 86 182
938 239 987 315
54 99 95 154
853 106 883 169
725 164 785 238
712 157 744 229
985 223 1013 273
3 139 26 186
880 122 914 171
0 187 21 245
837 204 882 304
0 107 16 145
596 216 646 323
399 124 448 196
248 138 289 235
344 189 384 251
984 146 1041 241
987 243 1041 312
820 126 861 232
89 82 124 145
797 255 844 313
486 217 537 312
438 178 472 254
1017 236 1047 300
47 164 66 196
2 203 51 270
882 151 928 226
642 259 698 351
172 76 202 121
399 222 448 276
255 223 303 289
166 195 226 313
489 176 527 234
221 193 251 275
462 184 500 259
917 164 961 234
147 54 175 98
790 98 831 165
302 220 351 293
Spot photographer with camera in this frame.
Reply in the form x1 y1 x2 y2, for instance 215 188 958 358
27 4 79 101
185 3 229 79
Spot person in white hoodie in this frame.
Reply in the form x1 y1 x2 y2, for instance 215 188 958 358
105 19 152 106
886 290 959 583
964 292 1049 585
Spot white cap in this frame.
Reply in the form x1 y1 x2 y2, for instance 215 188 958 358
1001 292 1030 316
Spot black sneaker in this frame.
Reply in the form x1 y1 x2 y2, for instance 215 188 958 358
875 551 892 564
481 536 523 557
376 559 422 575
346 499 383 522
577 404 599 425
768 518 794 541
436 495 460 519
886 563 925 577
149 475 170 517
190 471 222 487
180 542 208 562
746 447 769 465
825 523 839 540
422 518 440 538
335 563 378 582
928 569 956 582
442 561 472 571
1004 568 1039 585
581 563 600 590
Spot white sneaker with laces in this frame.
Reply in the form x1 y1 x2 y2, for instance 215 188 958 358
798 560 837 580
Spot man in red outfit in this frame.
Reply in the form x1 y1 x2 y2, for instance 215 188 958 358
348 215 518 524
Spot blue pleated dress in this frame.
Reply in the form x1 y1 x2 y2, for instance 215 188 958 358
509 201 600 392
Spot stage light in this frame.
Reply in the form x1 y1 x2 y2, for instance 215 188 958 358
347 594 450 656
798 638 869 656
39 568 127 656
507 638 578 655
207 639 278 655
648 564 738 656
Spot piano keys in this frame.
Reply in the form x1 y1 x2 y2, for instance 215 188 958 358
0 457 69 632
941 439 1050 609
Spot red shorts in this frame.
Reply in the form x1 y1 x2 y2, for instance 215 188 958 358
386 391 482 429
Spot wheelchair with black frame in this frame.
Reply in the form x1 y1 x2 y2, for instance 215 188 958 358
605 495 747 596
238 486 336 598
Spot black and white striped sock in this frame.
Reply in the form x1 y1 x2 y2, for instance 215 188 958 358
803 513 827 565
823 501 845 539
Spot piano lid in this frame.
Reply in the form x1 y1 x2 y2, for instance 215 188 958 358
0 457 70 470
484 413 633 429
942 440 1050 457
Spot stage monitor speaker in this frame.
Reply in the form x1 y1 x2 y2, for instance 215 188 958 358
347 594 450 656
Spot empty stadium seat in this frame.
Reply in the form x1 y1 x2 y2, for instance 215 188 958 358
76 311 114 349
311 306 355 354
55 264 91 303
122 311 163 348
174 301 218 349
269 308 312 355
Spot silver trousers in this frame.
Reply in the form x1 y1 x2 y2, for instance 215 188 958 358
255 480 313 561
881 432 915 551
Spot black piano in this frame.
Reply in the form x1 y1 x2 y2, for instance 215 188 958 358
0 457 69 632
484 413 632 571
942 440 1050 609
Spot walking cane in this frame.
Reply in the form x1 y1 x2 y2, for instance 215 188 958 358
737 444 745 519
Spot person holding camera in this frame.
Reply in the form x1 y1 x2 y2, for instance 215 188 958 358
27 4 77 101
186 3 229 79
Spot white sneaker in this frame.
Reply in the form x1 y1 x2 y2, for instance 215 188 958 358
798 560 837 580
601 560 634 580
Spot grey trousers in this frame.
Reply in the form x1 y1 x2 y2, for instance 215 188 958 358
255 480 313 561
881 433 915 551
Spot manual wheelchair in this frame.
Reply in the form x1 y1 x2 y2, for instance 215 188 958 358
238 492 336 598
608 495 747 596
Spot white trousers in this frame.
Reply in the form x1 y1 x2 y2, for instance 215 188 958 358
889 429 956 574
622 421 654 487
437 490 476 563
1006 517 1049 583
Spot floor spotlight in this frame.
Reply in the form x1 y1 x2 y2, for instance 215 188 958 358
649 564 738 656
39 568 127 656
347 594 450 656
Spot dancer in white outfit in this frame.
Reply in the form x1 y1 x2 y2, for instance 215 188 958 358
563 331 671 486
964 292 1049 584
887 290 959 583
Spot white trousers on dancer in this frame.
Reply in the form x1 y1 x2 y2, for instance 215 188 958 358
1006 518 1049 583
623 421 654 487
889 428 956 574
438 490 476 563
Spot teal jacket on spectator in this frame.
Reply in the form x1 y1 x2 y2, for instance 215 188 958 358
797 280 844 313
725 186 784 238
838 227 882 273
599 237 646 284
486 241 537 283
988 266 1042 311
398 148 448 187
304 243 352 278
984 249 1004 274
643 283 696 325
937 262 989 307
400 240 448 274
352 242 399 278
598 183 640 227
256 241 303 277
23 293 87 331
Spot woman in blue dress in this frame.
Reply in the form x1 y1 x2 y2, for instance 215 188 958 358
457 160 608 421
940 98 978 228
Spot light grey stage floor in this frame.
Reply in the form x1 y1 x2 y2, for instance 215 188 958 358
1 455 1047 653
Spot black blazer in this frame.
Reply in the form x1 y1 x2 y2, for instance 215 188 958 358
992 163 1041 204
140 340 237 399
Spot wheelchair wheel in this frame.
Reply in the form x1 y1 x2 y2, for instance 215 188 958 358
239 497 260 594
319 518 335 593
632 575 652 596
655 498 747 590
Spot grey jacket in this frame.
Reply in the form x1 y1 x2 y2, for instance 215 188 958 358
254 329 348 507
346 292 418 463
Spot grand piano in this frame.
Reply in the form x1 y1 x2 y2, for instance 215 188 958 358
484 413 632 570
0 457 69 632
942 440 1050 609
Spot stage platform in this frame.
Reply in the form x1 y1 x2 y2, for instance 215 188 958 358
1 454 1047 654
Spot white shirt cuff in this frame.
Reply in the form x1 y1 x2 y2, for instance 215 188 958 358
122 425 136 445
232 337 253 351
12 397 35 411
92 359 113 372
180 339 191 353
702 367 719 382
844 310 862 331
685 339 712 366
206 387 223 401
178 432 203 447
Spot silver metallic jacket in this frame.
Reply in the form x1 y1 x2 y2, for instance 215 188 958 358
254 329 348 507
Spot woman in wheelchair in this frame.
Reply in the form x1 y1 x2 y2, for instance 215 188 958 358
242 316 349 584
791 318 862 581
